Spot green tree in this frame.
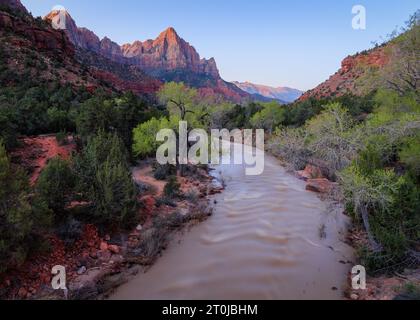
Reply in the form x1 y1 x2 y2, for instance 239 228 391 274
250 101 286 132
91 159 138 227
74 131 138 228
157 82 198 120
35 157 75 215
132 116 180 159
0 141 51 273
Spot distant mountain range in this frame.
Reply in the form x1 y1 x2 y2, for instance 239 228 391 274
232 81 303 103
1 0 397 105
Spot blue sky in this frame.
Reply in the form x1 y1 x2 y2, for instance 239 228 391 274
22 0 419 91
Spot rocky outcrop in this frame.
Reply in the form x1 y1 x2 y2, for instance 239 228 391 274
121 27 220 79
91 69 162 95
0 10 75 58
0 0 27 14
233 81 303 103
300 46 389 101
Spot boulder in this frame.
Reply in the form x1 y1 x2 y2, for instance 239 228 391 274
306 178 336 194
297 165 324 181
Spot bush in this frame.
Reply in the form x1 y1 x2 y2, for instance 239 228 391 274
55 131 68 146
399 137 420 179
164 176 181 199
340 165 420 271
153 163 177 180
35 157 75 215
0 141 51 273
90 159 138 228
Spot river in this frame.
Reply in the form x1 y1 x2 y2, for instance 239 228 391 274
110 144 354 300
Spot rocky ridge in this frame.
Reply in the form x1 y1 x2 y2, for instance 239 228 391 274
300 46 389 101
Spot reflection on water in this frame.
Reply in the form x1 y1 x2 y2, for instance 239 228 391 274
110 144 353 300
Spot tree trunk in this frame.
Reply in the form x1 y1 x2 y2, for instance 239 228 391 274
359 205 382 253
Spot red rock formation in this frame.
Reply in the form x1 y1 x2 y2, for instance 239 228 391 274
300 47 390 101
91 69 162 95
122 27 220 78
306 178 337 194
0 0 27 14
0 10 75 58
44 9 249 101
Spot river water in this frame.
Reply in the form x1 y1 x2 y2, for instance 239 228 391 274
111 144 354 300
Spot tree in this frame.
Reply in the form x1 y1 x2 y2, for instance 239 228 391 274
0 141 51 273
306 103 359 176
157 82 198 121
90 159 138 228
76 92 149 152
36 157 75 215
132 116 180 159
250 101 286 133
378 11 420 98
74 131 138 228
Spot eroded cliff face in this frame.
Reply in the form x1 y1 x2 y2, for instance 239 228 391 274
45 10 220 79
121 27 220 79
300 47 389 101
0 10 75 58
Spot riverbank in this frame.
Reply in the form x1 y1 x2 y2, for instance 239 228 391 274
281 160 419 300
0 160 223 300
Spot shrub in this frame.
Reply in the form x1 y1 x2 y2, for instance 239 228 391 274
399 137 420 178
164 176 181 199
90 159 138 228
153 163 177 180
306 103 358 176
0 141 51 273
340 166 420 271
268 127 311 170
55 131 68 146
35 157 75 215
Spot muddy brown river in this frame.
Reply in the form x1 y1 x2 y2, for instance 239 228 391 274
111 144 354 300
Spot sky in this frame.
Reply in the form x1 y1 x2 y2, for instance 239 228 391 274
21 0 419 91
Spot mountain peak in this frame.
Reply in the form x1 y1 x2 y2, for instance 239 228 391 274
158 26 180 42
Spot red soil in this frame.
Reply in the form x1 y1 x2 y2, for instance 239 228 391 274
0 225 107 299
11 135 76 185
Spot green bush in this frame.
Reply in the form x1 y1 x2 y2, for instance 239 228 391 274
341 165 420 271
35 157 75 215
399 137 420 179
0 141 51 273
90 159 138 228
